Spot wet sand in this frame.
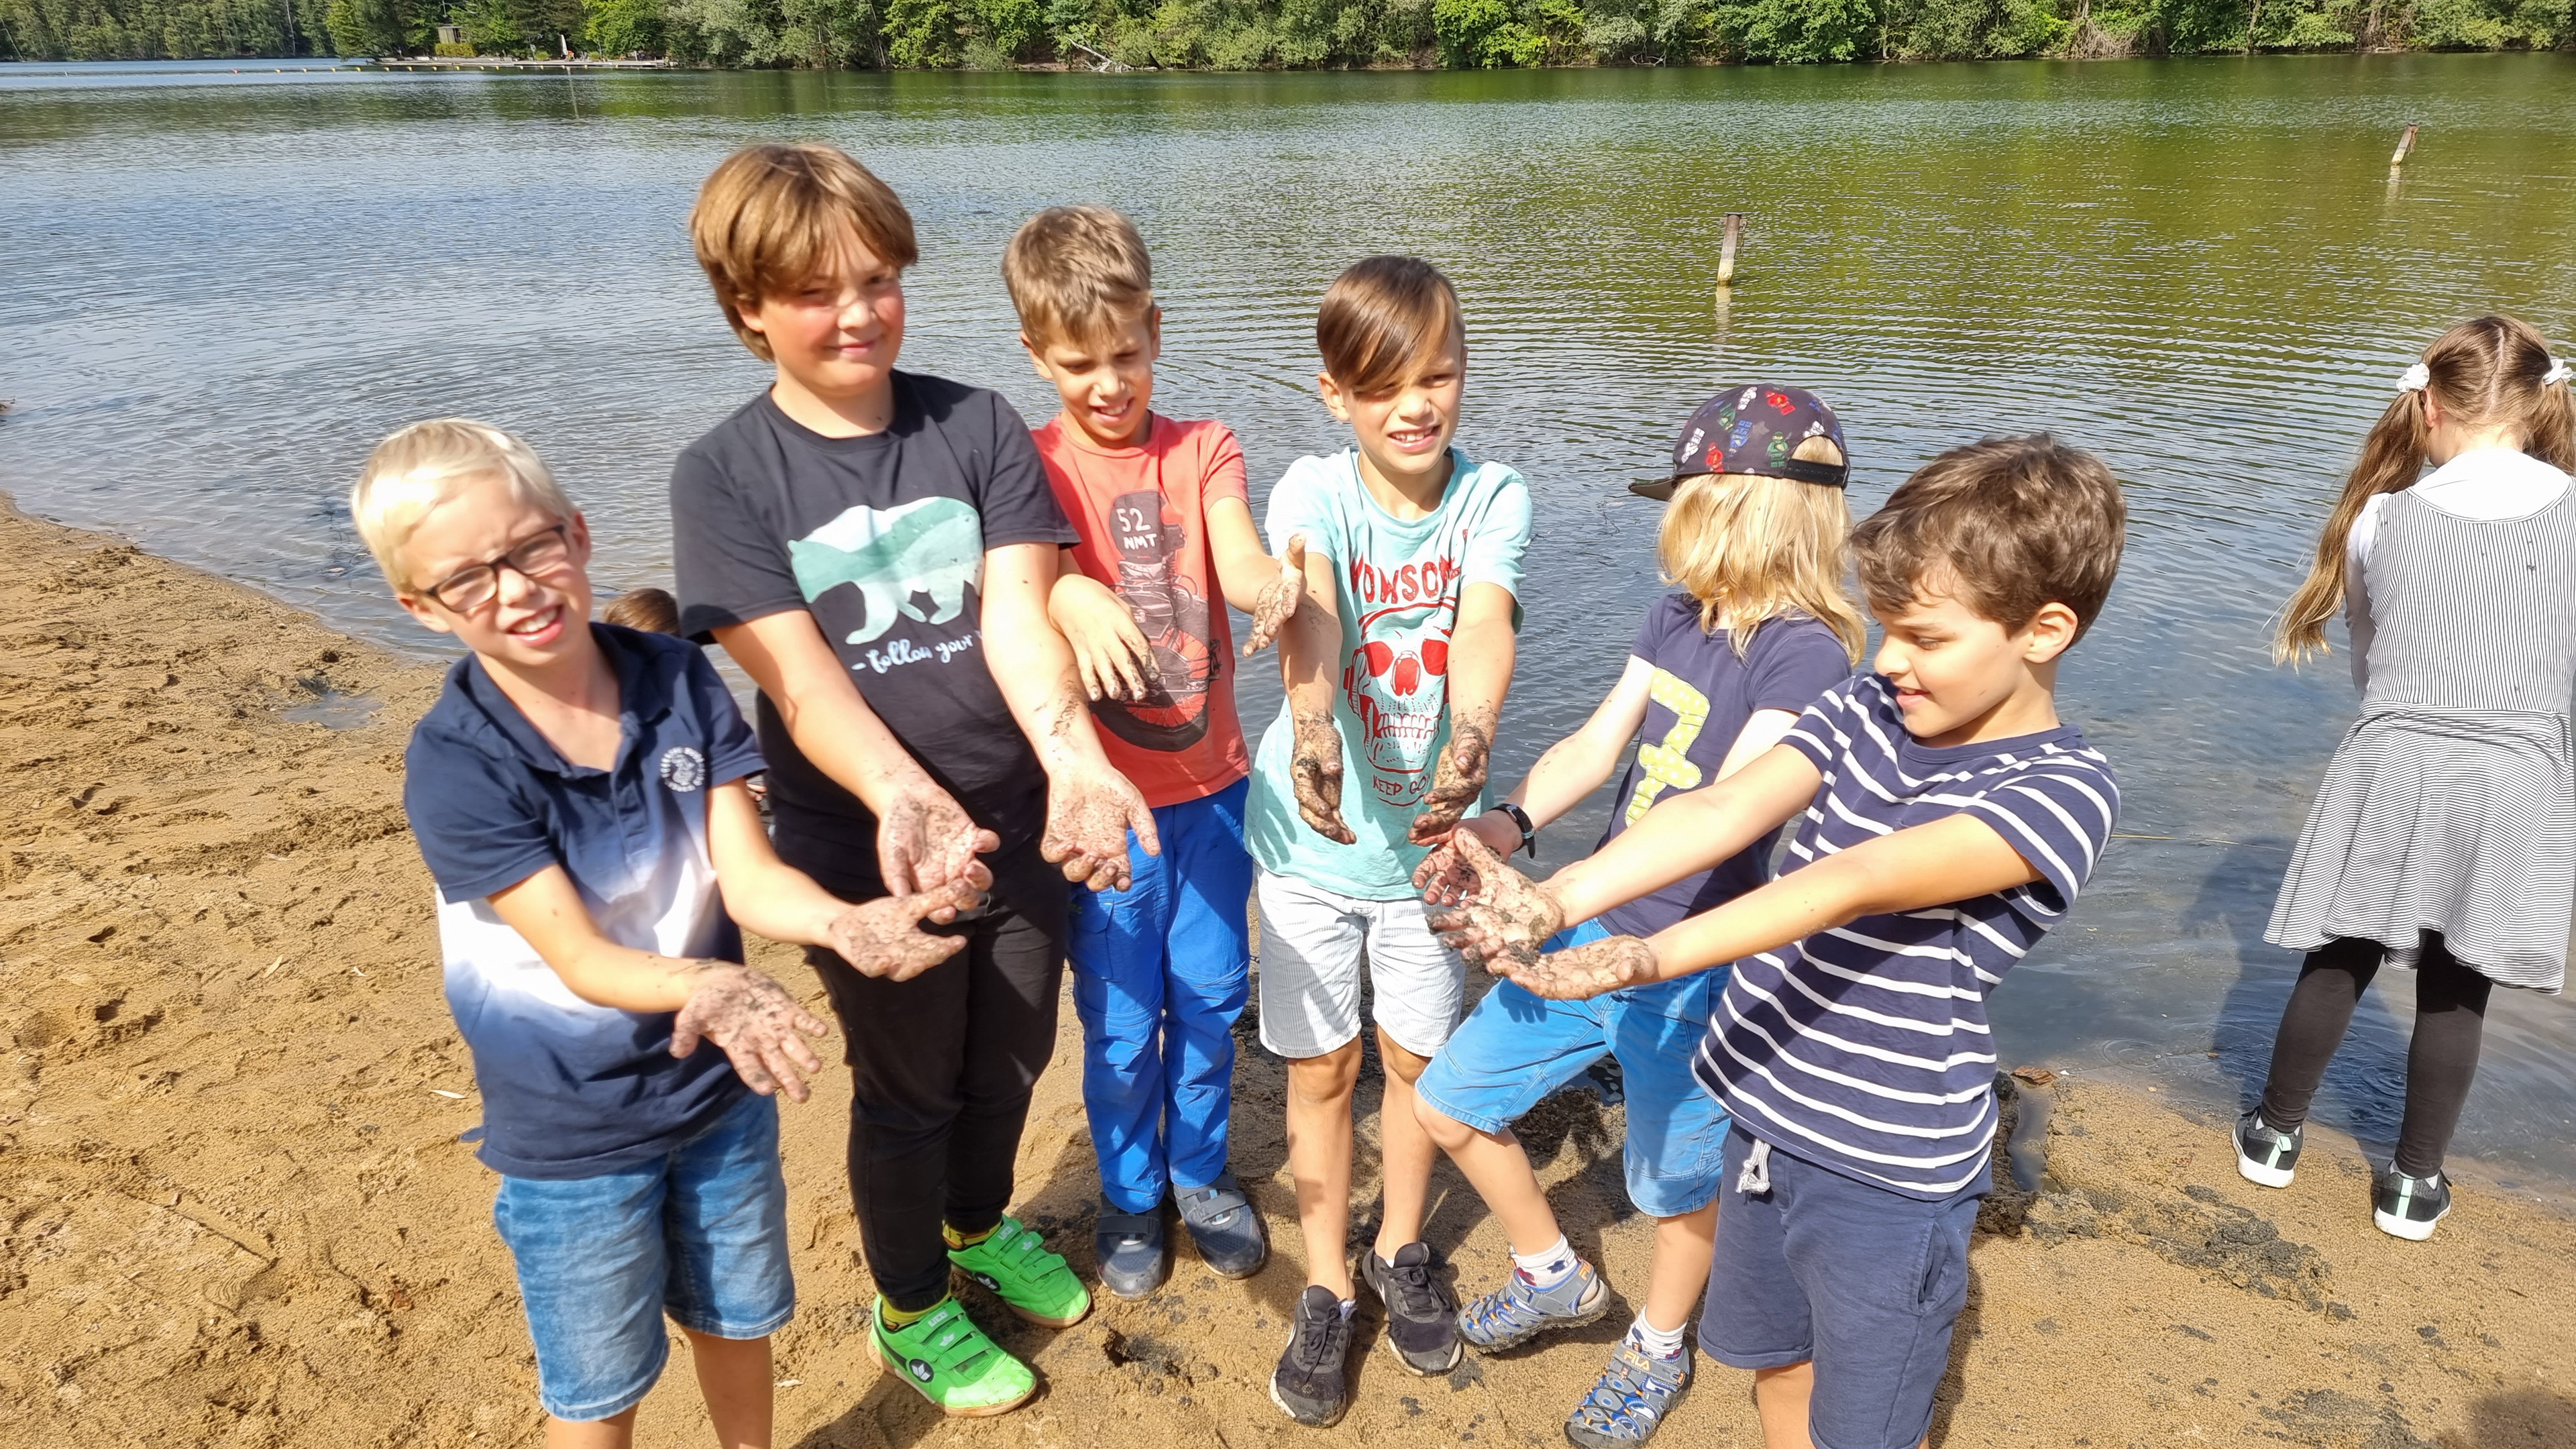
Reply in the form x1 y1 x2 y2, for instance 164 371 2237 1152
4 494 2573 1449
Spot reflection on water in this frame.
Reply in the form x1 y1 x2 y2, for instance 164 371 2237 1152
5 54 2575 1182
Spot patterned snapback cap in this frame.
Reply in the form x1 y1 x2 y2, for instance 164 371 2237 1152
1630 384 1850 501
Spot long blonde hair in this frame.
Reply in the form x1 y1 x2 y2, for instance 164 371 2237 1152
1658 462 1865 664
2277 315 2576 662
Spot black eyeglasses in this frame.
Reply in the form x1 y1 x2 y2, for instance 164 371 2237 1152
421 524 573 612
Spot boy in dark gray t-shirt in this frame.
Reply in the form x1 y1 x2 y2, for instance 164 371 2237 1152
672 141 1157 1417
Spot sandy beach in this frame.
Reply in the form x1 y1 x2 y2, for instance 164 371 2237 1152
3 493 2573 1449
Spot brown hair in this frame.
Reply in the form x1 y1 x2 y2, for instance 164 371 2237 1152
1852 435 2127 643
2276 315 2576 661
689 142 918 362
1659 443 1866 665
1316 256 1463 398
1002 205 1155 350
603 586 680 635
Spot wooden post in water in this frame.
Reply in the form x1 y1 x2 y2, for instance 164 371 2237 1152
1717 213 1744 289
2388 124 2418 172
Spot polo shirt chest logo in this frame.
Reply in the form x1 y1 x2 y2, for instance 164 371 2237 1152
658 746 707 793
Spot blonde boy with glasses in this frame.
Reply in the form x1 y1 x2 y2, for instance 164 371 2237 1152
361 417 979 1449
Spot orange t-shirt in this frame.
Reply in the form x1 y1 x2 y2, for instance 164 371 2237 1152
1033 413 1253 808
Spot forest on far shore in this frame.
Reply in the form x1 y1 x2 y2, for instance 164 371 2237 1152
3 0 2568 75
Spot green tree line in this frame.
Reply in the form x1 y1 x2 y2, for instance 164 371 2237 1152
2 0 2566 69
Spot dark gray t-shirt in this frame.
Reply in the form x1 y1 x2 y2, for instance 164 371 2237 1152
1596 594 1853 938
670 373 1077 894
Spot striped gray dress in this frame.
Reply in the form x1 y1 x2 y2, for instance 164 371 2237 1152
2267 485 2576 993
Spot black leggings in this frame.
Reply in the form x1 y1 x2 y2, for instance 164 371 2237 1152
2256 934 2493 1179
798 839 1069 1313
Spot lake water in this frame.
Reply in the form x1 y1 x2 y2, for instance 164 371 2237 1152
7 53 2576 1188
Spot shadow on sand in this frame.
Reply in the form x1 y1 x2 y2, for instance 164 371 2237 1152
2188 837 2412 1165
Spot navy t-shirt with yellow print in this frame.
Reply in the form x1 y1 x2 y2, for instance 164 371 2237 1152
1593 592 1851 940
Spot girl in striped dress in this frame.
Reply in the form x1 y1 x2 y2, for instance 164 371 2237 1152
2240 315 2576 1240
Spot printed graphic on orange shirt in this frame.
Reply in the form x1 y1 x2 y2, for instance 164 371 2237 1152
1095 488 1216 752
1340 542 1464 808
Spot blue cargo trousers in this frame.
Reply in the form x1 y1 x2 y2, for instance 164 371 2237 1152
1067 778 1255 1216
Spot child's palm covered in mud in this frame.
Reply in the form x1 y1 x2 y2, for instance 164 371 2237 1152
1420 832 1564 967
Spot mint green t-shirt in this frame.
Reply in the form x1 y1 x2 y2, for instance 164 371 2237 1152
1246 447 1534 899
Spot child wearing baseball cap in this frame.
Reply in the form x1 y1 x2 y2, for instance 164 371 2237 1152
1409 385 1862 1447
1428 431 2126 1449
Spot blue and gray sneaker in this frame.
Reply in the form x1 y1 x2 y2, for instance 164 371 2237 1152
2233 1109 2302 1189
2373 1168 2451 1242
1457 1258 1608 1353
1094 1204 1169 1300
1175 1172 1268 1279
1564 1334 1693 1447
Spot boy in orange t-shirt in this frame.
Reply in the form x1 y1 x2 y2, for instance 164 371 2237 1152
1004 205 1307 1299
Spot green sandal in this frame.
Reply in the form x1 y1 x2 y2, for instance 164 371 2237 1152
873 1296 1036 1417
949 1216 1093 1328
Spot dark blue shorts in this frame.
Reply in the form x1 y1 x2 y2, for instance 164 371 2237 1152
1699 1128 1983 1449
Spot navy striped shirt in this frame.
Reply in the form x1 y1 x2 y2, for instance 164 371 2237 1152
1691 672 2119 1199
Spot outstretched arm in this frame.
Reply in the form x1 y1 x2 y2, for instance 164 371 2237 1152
1496 812 2043 999
1424 739 1825 963
487 862 839 1100
1207 497 1308 657
705 779 990 977
1277 540 1354 844
981 541 1161 890
1423 660 1802 871
714 608 997 895
1411 581 1519 844
1049 551 1156 704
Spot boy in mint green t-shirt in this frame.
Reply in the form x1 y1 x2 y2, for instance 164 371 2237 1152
1246 256 1532 1428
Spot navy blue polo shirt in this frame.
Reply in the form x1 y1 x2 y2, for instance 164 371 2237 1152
402 624 765 1180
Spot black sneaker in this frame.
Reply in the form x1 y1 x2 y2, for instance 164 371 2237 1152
2373 1169 2451 1241
1361 1242 1463 1376
1093 1204 1169 1300
1270 1285 1354 1427
2233 1109 2302 1189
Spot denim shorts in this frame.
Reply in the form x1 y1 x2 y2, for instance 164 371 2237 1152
492 1089 795 1421
1701 1128 1983 1449
1415 919 1729 1218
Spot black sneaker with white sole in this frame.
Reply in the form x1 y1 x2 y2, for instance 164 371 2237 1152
2233 1109 2302 1189
1362 1242 1463 1375
2373 1169 2451 1241
1271 1284 1354 1427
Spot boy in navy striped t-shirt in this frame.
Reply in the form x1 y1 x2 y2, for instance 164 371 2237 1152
1421 435 2125 1449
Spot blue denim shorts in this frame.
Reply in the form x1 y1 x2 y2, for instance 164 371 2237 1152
1701 1128 1984 1449
1415 920 1729 1218
492 1089 794 1421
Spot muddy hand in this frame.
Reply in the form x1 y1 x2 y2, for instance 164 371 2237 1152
1410 718 1491 844
1240 533 1308 656
1413 812 1519 900
1495 934 1658 1002
1057 572 1155 703
877 780 998 896
1041 764 1161 892
1423 833 1562 965
1413 838 1479 904
670 963 832 1102
1289 708 1356 845
823 877 989 983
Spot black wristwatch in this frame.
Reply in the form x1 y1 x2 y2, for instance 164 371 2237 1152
1492 801 1538 859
